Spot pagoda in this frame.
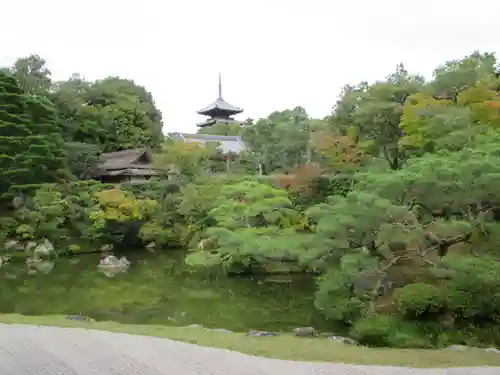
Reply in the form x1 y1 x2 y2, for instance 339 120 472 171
170 74 246 160
196 73 243 128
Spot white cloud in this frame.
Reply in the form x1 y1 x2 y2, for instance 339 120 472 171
1 0 499 133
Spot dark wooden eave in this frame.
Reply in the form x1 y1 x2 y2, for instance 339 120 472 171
196 117 241 128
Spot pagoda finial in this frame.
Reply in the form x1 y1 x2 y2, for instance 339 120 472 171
218 72 222 99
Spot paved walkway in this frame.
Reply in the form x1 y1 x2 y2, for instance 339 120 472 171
0 324 499 375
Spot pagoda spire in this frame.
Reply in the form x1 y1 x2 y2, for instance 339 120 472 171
218 72 222 98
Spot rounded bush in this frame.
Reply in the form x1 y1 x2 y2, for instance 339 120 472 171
444 257 500 322
350 314 432 348
388 329 432 348
395 282 444 318
350 314 399 347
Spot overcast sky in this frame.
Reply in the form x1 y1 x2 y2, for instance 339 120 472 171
1 0 499 133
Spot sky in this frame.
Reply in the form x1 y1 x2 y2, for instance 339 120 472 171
1 0 499 133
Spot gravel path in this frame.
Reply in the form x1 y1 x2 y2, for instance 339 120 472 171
0 324 498 375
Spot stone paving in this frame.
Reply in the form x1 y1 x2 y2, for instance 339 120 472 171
0 324 499 374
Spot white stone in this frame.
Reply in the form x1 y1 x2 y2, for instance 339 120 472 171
485 347 500 354
100 244 114 252
33 239 55 256
4 240 20 250
35 260 54 274
97 255 130 278
25 241 37 251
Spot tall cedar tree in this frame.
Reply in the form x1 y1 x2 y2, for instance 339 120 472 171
0 71 69 198
0 71 33 196
23 94 70 186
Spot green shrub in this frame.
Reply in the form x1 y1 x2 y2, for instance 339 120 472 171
327 173 355 197
350 314 399 347
443 256 500 322
121 179 181 200
436 324 500 348
395 282 444 318
350 314 433 348
388 327 432 348
67 244 81 254
0 216 18 243
314 266 370 324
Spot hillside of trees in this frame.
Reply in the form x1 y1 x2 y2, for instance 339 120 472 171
1 51 500 348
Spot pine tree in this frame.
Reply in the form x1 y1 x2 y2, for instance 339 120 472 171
23 94 70 185
0 71 70 199
0 71 33 196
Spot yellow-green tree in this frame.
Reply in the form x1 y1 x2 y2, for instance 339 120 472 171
154 140 218 180
399 93 453 150
310 130 363 171
400 84 500 153
89 188 158 243
457 84 500 128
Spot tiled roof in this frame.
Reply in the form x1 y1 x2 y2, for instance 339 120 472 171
170 133 246 154
196 97 243 115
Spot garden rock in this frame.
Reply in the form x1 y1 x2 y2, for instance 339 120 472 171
99 255 130 268
208 328 233 334
11 195 25 209
33 239 55 257
97 255 131 278
100 244 113 252
293 327 316 337
328 335 357 345
485 348 500 354
4 240 18 250
4 240 23 252
25 241 37 252
34 260 54 274
65 314 95 322
247 330 280 337
446 345 469 350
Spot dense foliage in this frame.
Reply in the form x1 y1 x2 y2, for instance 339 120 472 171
1 51 500 349
0 71 68 198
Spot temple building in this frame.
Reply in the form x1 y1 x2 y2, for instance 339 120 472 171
97 149 161 184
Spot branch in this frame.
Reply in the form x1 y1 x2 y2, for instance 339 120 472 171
398 93 410 105
424 232 472 257
380 255 403 272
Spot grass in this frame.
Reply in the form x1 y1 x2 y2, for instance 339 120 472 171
0 314 499 367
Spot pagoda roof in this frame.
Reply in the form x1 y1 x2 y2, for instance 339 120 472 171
196 97 243 116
